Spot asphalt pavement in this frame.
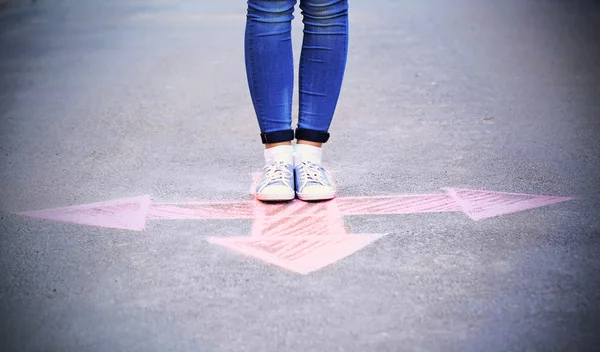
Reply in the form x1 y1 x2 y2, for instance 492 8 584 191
1 0 599 351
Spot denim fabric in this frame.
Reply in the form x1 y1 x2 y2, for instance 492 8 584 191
245 0 349 143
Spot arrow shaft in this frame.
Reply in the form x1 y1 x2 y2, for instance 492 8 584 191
251 198 346 237
146 194 462 221
332 194 460 215
147 202 255 220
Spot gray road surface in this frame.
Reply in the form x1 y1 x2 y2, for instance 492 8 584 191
1 0 599 351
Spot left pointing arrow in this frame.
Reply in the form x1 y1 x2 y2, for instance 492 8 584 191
16 195 152 231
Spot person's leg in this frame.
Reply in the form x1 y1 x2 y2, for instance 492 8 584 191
245 0 297 201
245 0 297 149
296 0 349 146
293 0 349 201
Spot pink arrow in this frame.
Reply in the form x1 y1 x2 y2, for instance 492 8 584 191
208 199 387 275
16 195 152 231
16 186 573 274
202 185 572 274
335 188 573 221
16 189 573 230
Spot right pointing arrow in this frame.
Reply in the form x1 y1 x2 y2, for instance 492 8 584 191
335 189 574 221
444 188 574 221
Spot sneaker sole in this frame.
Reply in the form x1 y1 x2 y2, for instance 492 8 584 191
296 192 337 201
255 193 296 201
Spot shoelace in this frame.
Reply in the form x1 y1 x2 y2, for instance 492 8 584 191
263 161 293 187
298 161 327 185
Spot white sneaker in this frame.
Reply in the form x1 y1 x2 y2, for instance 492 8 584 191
294 160 336 201
255 161 295 201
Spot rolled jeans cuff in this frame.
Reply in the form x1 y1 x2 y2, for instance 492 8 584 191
295 128 330 143
260 129 294 144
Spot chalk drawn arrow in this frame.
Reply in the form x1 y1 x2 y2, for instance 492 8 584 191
208 198 387 275
17 189 574 229
16 186 573 274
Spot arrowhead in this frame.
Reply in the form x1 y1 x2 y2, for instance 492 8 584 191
208 234 387 275
445 188 573 221
17 195 151 231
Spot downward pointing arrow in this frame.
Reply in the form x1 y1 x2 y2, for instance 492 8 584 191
208 199 388 275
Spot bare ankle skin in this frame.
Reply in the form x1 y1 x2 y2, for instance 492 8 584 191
265 141 292 149
296 140 322 148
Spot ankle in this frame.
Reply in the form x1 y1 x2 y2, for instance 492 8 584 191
265 141 292 149
296 140 322 148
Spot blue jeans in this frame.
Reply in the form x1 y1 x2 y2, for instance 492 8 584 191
245 0 349 144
